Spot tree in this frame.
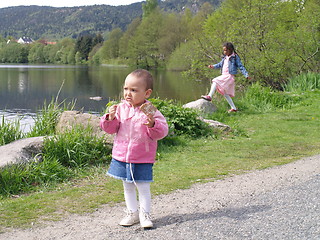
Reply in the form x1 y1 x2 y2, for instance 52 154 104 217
142 0 158 18
28 43 45 63
119 17 141 59
128 10 164 68
0 42 29 63
100 28 123 61
75 35 93 61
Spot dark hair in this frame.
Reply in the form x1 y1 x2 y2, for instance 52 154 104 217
130 69 154 90
223 42 237 54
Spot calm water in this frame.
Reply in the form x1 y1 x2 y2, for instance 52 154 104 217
0 64 208 131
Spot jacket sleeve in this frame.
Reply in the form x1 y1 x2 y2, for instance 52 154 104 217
100 114 120 134
146 111 169 141
236 55 249 78
213 58 224 69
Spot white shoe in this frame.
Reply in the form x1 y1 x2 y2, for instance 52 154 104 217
119 210 139 226
140 211 153 228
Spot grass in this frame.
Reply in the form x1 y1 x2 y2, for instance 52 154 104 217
0 74 319 230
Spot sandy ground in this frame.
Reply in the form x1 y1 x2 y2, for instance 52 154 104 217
1 154 319 240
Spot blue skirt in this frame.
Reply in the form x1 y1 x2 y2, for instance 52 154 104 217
107 158 154 183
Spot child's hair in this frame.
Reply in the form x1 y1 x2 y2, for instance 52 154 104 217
130 69 154 90
223 42 237 55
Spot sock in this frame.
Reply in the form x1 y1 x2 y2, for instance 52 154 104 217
224 94 237 110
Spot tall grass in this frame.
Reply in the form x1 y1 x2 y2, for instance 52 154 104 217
283 72 320 92
0 116 24 146
27 99 75 137
42 125 111 168
239 82 300 112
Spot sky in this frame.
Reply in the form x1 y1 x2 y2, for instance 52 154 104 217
0 0 144 9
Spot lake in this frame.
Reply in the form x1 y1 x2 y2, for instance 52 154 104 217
0 64 208 131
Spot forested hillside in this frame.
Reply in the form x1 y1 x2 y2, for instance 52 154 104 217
0 0 221 40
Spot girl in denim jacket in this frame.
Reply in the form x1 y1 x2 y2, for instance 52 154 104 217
100 69 168 229
201 42 250 112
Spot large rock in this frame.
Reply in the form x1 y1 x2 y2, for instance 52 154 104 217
56 111 113 144
0 136 45 168
183 99 217 115
183 99 231 131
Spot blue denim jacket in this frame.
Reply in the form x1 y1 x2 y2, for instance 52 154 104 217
213 54 249 78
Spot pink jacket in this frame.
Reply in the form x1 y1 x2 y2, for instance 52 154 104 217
100 100 169 164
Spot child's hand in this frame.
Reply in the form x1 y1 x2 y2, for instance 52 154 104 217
108 105 118 120
143 115 155 128
208 65 214 69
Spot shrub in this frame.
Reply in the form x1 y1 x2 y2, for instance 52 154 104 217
149 98 212 138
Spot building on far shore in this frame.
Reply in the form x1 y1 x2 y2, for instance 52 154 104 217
17 37 34 44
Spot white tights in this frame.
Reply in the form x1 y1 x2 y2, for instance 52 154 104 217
123 181 151 213
208 82 237 110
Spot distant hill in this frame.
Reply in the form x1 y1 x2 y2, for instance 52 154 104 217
0 0 221 40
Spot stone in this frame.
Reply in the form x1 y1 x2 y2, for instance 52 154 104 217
56 111 113 144
0 136 45 168
183 99 217 115
183 99 231 131
200 118 231 132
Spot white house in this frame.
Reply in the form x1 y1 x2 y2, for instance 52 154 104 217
17 37 34 44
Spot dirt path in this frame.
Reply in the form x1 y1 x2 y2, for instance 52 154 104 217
1 154 320 240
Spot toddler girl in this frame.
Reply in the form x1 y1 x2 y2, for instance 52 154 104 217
100 69 168 228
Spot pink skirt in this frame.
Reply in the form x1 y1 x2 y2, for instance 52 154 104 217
212 74 235 97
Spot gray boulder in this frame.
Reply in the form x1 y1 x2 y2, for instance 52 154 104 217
183 99 231 131
183 99 217 115
0 136 45 168
56 110 113 144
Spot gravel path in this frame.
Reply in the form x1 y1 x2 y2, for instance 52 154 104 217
1 154 320 240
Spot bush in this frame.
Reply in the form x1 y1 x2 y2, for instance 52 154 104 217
149 98 212 138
